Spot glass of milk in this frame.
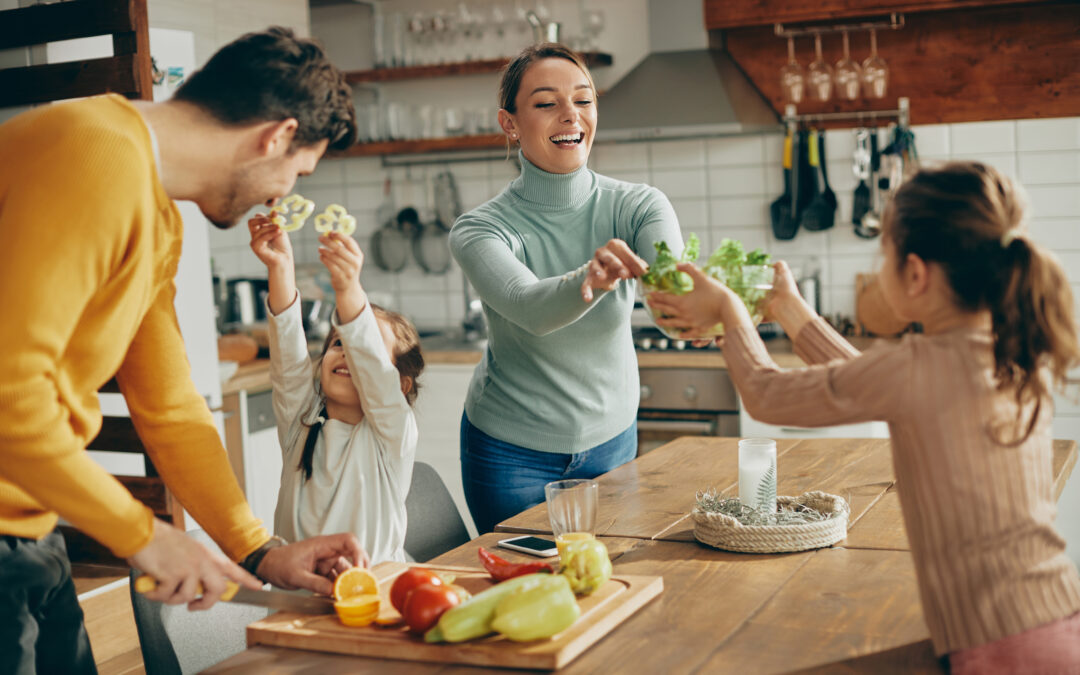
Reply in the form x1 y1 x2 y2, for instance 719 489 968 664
738 438 777 515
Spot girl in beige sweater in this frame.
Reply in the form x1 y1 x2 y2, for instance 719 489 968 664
648 162 1080 673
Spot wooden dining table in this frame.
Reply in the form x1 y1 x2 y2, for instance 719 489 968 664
205 437 1078 674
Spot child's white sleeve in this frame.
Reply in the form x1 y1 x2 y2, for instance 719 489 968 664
333 305 416 458
266 292 317 452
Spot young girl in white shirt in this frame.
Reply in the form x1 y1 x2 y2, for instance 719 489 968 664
248 214 423 564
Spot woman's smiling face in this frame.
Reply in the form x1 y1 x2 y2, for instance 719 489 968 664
500 57 596 174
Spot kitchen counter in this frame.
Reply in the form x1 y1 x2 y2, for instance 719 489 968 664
220 336 885 394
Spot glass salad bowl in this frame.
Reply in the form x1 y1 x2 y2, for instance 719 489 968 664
639 264 775 339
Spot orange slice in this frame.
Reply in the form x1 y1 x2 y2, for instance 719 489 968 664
334 593 381 627
333 567 378 602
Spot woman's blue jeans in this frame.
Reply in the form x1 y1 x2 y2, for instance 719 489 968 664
460 411 637 534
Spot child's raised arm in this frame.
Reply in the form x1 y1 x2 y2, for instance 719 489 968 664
248 214 297 314
318 231 366 322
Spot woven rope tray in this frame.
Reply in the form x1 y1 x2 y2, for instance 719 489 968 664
692 491 849 554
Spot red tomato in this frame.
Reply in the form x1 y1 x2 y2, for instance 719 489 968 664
389 567 443 613
402 583 460 635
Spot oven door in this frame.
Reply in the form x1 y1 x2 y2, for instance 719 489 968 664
636 410 739 456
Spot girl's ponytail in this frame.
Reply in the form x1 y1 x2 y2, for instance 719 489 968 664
990 237 1080 441
886 162 1080 444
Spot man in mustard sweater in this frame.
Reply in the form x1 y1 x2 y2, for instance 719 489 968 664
0 27 366 673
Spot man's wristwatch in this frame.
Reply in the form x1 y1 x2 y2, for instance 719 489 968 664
241 535 287 581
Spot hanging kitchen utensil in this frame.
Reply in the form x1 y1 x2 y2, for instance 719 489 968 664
412 221 452 274
800 129 836 232
856 130 883 238
375 176 396 233
371 219 410 272
818 130 838 227
433 169 463 232
851 128 873 236
769 129 797 240
794 127 816 232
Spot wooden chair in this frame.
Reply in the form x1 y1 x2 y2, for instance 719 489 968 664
0 0 152 107
60 378 185 568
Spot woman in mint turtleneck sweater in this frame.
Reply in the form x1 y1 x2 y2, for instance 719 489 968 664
449 44 684 533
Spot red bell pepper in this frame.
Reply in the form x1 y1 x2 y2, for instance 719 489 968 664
478 547 554 582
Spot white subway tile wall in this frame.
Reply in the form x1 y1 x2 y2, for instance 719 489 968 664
211 116 1080 335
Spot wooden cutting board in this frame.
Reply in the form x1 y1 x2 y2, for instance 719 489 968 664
246 562 664 671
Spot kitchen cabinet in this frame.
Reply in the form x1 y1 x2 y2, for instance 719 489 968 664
222 388 283 533
704 0 1080 125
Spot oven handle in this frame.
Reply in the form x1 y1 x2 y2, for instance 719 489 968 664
637 419 716 434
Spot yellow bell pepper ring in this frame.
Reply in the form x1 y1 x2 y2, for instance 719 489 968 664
314 203 357 236
269 194 315 232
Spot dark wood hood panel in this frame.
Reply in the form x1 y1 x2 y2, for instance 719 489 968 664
710 2 1080 125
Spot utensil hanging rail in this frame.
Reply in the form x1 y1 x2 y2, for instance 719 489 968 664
775 13 905 39
783 97 910 130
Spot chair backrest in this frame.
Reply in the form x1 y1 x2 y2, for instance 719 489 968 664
0 0 152 107
65 380 186 568
404 462 471 562
129 530 269 675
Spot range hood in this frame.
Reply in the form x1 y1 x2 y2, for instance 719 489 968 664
595 0 780 142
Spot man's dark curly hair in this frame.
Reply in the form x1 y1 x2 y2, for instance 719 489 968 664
173 26 356 151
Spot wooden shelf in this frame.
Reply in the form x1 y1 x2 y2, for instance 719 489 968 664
334 134 506 158
345 52 612 84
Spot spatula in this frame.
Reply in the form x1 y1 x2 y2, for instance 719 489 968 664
851 128 872 231
769 130 796 240
800 129 836 231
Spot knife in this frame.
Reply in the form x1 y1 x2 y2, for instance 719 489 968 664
133 574 336 614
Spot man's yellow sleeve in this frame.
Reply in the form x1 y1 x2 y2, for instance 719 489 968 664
117 281 269 562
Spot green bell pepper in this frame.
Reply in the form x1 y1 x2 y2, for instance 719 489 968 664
490 574 580 642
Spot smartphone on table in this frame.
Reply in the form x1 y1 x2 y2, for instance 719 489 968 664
497 535 559 558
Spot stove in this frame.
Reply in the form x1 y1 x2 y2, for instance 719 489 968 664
630 303 782 351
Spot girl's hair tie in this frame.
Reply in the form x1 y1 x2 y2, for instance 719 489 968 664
1000 229 1019 248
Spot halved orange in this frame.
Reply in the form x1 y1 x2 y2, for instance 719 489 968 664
333 567 379 602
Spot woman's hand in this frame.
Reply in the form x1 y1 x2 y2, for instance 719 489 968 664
764 260 816 338
248 214 294 271
319 232 367 323
645 263 739 337
581 239 648 302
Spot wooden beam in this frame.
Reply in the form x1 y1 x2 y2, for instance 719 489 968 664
721 3 1080 125
0 0 138 50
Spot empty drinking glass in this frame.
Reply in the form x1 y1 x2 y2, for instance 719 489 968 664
808 33 833 102
861 29 889 99
834 30 861 101
780 36 805 104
